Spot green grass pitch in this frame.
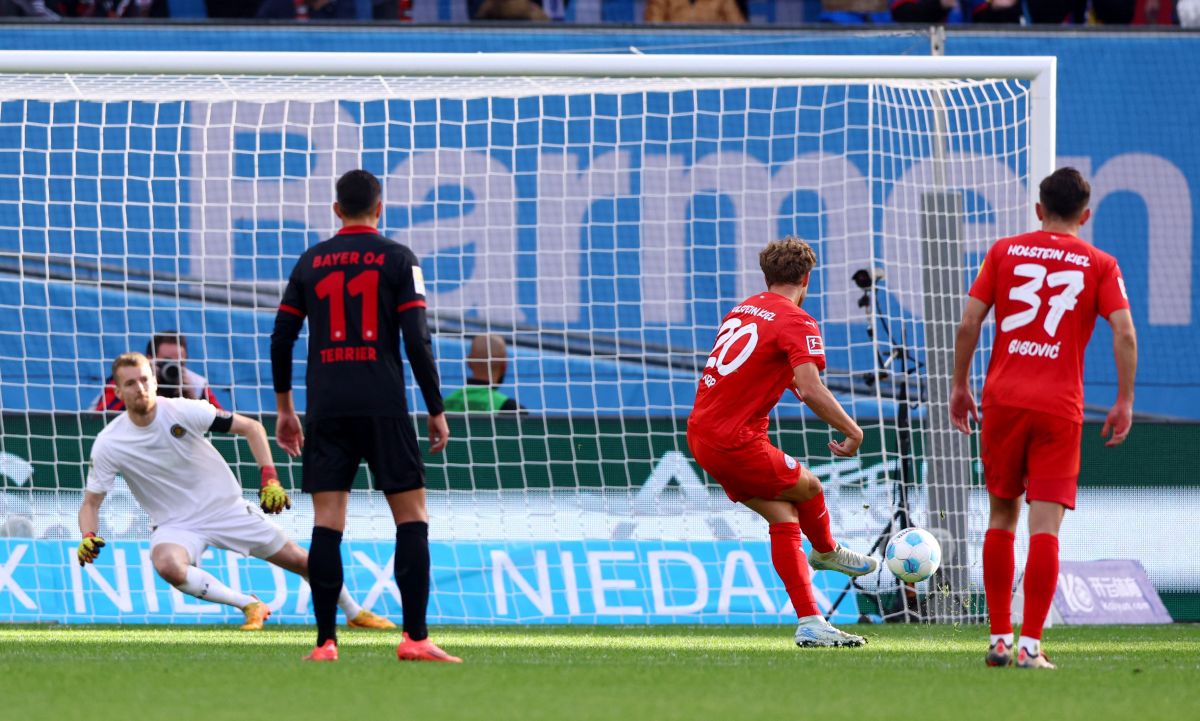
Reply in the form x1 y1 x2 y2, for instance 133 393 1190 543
3 624 1198 721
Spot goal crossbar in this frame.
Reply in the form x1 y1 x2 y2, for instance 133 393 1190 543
0 50 1054 81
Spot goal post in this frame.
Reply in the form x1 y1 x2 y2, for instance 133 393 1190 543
0 51 1054 625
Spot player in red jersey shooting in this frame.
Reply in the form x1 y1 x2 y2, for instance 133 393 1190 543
688 237 878 648
951 168 1138 669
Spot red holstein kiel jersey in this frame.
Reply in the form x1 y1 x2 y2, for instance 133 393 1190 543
970 230 1130 423
689 291 826 446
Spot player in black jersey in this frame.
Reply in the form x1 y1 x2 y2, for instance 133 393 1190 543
270 169 459 663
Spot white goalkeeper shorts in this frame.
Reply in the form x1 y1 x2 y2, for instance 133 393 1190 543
150 501 288 564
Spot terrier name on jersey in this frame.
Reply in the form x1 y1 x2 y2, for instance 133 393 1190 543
1006 244 1091 268
320 346 378 363
312 251 388 268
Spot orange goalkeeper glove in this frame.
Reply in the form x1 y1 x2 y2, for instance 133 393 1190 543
258 467 291 514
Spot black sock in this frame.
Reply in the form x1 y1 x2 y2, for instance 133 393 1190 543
395 521 430 641
309 525 344 646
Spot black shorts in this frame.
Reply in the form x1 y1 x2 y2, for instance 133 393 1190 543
301 416 424 495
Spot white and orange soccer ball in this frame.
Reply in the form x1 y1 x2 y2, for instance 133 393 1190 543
885 528 942 583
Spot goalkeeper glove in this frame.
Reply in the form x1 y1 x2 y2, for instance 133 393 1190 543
77 533 106 566
259 467 291 514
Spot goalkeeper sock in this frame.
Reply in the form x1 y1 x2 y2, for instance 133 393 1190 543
309 526 344 647
793 493 835 554
1020 533 1059 642
336 588 362 620
983 528 1016 635
395 521 431 642
769 522 819 618
176 566 255 609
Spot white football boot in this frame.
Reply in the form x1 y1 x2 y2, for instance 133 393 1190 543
794 615 867 647
1015 646 1056 669
808 544 879 577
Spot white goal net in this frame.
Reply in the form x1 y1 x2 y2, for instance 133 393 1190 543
0 52 1051 625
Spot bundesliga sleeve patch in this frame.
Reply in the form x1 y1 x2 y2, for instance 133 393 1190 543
806 335 824 355
412 266 427 297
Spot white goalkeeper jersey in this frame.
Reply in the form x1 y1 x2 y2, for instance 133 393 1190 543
87 397 244 527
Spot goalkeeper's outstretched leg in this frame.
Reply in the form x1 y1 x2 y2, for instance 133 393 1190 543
145 532 393 631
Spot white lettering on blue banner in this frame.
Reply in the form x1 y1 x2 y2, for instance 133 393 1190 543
0 539 859 625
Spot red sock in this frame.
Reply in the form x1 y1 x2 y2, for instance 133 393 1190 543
983 529 1016 635
769 522 820 618
1021 533 1060 641
794 493 835 554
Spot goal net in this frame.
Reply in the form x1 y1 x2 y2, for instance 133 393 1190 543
0 52 1052 625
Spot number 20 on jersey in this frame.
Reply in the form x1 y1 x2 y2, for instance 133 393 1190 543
706 318 759 376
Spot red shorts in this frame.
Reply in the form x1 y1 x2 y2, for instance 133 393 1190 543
686 430 802 503
981 404 1082 510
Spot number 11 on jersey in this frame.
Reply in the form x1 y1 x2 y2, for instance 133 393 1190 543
315 270 380 342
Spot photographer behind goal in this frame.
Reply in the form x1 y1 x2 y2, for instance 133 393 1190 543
91 331 224 411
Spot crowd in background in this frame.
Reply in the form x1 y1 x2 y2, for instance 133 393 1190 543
0 0 1195 25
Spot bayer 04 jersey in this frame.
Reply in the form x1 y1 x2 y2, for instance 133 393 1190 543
86 397 244 527
688 292 827 446
271 225 443 420
970 229 1130 423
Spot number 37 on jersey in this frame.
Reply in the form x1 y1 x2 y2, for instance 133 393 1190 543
969 233 1129 362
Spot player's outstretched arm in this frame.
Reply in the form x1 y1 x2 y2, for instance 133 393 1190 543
229 413 275 472
77 491 107 565
950 297 990 434
793 362 863 457
1103 309 1138 447
229 413 292 513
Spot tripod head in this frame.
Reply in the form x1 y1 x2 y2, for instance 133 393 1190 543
852 267 885 290
851 267 924 389
853 268 886 319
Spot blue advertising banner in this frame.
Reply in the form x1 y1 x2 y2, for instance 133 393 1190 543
0 539 861 625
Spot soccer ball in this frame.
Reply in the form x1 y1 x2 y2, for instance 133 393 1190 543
885 528 942 583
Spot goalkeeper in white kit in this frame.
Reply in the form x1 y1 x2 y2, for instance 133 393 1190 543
76 351 393 630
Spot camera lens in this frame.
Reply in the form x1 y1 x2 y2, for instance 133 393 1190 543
157 360 182 386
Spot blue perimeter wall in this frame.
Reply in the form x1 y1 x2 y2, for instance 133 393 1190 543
1 27 1197 419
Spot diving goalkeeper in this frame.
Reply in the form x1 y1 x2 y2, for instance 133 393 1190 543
77 352 393 631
